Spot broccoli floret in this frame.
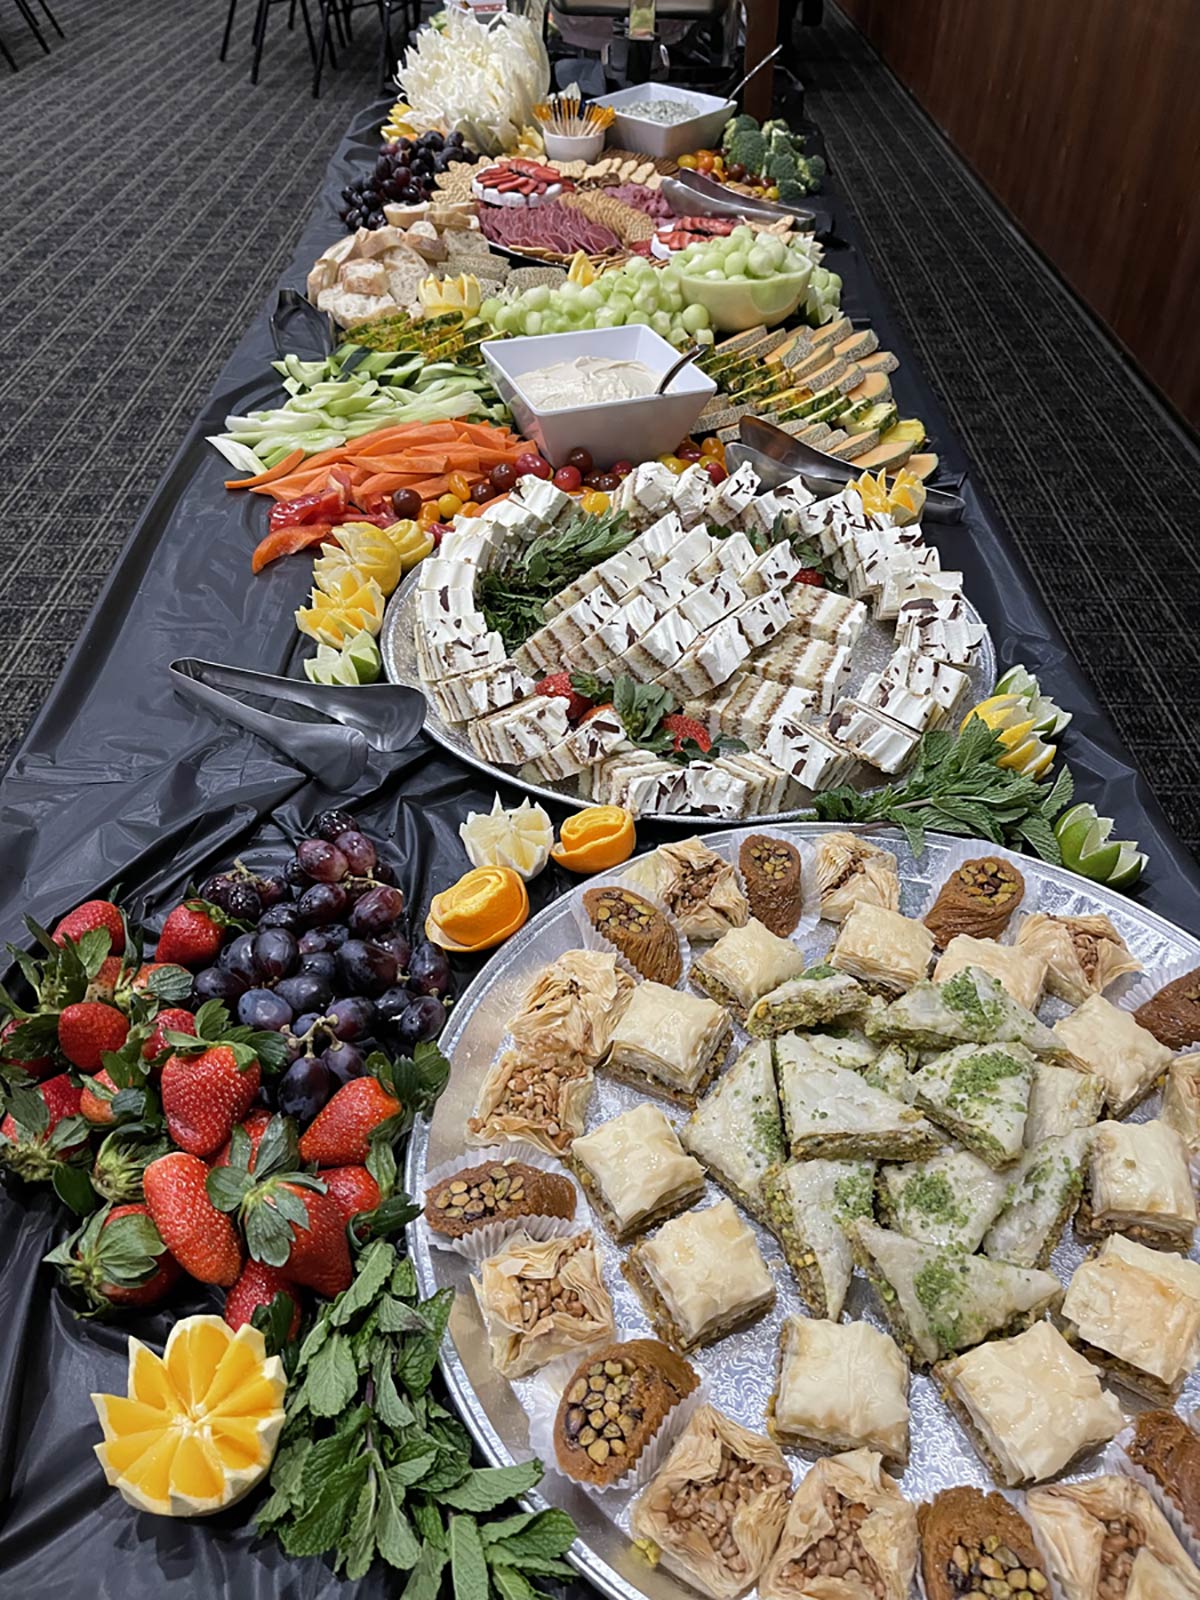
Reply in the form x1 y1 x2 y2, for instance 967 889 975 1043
776 177 810 206
721 112 759 150
803 153 827 183
761 117 791 139
727 129 768 173
764 149 798 183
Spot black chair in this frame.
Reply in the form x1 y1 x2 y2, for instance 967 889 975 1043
219 0 323 83
311 0 407 99
1 26 16 70
11 0 50 55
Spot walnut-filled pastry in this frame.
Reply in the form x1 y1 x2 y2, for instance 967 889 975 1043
760 1449 917 1600
1014 912 1141 1006
506 949 634 1070
467 1048 594 1156
1061 1233 1200 1401
570 1103 705 1242
1024 1476 1200 1600
814 833 901 924
1052 995 1173 1117
691 917 807 1020
628 835 750 942
830 903 934 994
768 1315 910 1468
1079 1119 1197 1252
472 1229 614 1378
623 1199 776 1352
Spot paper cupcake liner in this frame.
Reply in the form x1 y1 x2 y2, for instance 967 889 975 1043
525 1346 707 1499
1119 956 1200 1052
419 1141 583 1262
1109 1422 1200 1568
722 826 822 941
915 836 1041 932
568 865 693 990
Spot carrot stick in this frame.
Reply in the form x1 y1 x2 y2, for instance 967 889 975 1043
224 448 307 490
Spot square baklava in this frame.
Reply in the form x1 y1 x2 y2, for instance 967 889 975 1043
570 1103 705 1243
623 1199 776 1352
769 1314 910 1468
604 981 731 1108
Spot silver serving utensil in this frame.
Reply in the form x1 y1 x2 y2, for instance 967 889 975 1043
169 658 427 787
655 345 701 394
660 171 818 229
738 415 966 522
726 43 783 103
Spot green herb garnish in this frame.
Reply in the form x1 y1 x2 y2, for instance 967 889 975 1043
477 507 634 650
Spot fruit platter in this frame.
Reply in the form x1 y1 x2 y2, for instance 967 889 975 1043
408 822 1200 1600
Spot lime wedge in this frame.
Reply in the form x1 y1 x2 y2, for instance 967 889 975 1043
346 630 381 684
1106 843 1147 889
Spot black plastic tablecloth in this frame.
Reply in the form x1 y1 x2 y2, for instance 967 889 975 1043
2 97 1198 1599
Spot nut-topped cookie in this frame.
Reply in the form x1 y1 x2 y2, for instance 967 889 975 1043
739 834 805 936
917 1486 1049 1600
553 1338 699 1487
583 885 682 986
424 1159 575 1240
924 856 1025 947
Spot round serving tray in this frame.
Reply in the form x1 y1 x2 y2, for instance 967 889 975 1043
406 824 1200 1600
380 573 996 824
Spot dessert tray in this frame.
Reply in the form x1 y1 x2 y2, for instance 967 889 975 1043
381 464 996 825
406 825 1200 1600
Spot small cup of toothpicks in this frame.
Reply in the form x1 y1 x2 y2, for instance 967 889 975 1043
535 86 614 164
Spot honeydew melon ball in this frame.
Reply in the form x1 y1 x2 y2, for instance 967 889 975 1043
651 310 672 337
556 281 581 303
731 225 756 246
704 268 724 281
695 326 715 346
480 296 502 323
633 285 659 313
579 286 603 311
725 250 748 278
594 306 621 328
608 295 633 320
624 255 652 277
662 289 684 313
523 310 543 335
493 304 520 334
746 245 776 279
680 302 710 333
759 234 787 270
524 285 551 312
659 267 681 292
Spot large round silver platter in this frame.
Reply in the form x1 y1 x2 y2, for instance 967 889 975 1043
381 572 996 823
406 825 1200 1600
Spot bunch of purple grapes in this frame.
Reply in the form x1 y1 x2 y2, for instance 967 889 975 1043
191 810 451 1125
338 130 475 231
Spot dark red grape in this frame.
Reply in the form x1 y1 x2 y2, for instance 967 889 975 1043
326 996 376 1041
373 862 397 886
396 995 447 1049
337 830 377 875
291 1011 325 1039
298 882 349 925
276 972 334 1014
277 1057 332 1122
298 928 335 955
222 881 263 921
408 941 452 997
565 446 593 474
374 985 412 1027
392 487 421 520
490 462 516 493
321 1040 366 1087
299 951 338 982
285 860 312 889
238 988 294 1031
349 884 404 935
315 808 356 842
218 932 258 985
252 929 299 983
372 929 412 970
256 872 288 908
257 903 302 933
297 839 349 883
192 967 247 1005
337 939 398 996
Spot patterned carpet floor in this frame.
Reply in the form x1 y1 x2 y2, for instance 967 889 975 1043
1 0 1197 852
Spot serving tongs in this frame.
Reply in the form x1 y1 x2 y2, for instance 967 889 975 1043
660 171 831 237
735 415 966 524
169 658 427 788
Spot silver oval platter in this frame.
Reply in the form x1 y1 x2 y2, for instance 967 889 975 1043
407 824 1200 1600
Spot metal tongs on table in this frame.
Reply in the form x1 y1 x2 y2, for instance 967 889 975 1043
169 658 427 788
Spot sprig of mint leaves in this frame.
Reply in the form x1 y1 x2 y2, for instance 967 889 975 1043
570 673 745 767
258 1238 576 1596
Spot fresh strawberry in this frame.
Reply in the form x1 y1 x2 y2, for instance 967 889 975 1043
0 1073 86 1181
131 961 177 992
47 1201 181 1313
210 1107 273 1170
297 1076 401 1167
223 1258 301 1339
92 1129 169 1203
155 901 225 968
80 1069 118 1126
0 1015 54 1080
85 956 125 1004
53 900 125 954
57 1001 129 1071
581 700 616 722
661 712 712 754
794 568 825 587
160 1045 260 1158
534 672 594 722
142 1007 197 1062
143 1152 243 1285
320 1165 381 1230
270 1183 352 1297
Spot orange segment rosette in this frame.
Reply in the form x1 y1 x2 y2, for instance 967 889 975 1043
425 866 530 952
550 806 637 874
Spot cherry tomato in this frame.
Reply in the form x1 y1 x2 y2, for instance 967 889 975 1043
447 471 472 501
703 460 728 486
696 150 716 172
611 459 634 479
437 492 463 519
727 163 747 181
659 455 686 476
700 436 723 458
515 451 552 480
565 446 593 475
676 153 698 170
592 473 619 492
391 487 422 519
490 462 517 493
458 500 480 517
553 465 583 492
418 501 441 529
580 489 610 514
676 441 703 462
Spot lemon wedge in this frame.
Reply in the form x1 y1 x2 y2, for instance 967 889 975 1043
962 694 1057 778
459 794 553 880
92 1315 286 1517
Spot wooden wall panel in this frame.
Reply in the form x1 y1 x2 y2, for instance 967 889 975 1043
835 0 1200 429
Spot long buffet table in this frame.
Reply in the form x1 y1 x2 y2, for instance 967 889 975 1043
1 94 1198 1598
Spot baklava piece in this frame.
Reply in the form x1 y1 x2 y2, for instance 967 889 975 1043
863 1042 919 1104
507 949 634 1070
1014 912 1141 1006
1025 1477 1200 1600
682 1039 786 1222
467 1049 594 1157
553 1338 699 1487
570 1103 705 1243
472 1230 615 1379
604 980 731 1108
623 1199 776 1353
852 1220 1061 1367
982 1127 1091 1268
738 834 805 937
761 1449 917 1600
1052 994 1173 1117
909 1041 1035 1169
866 966 1064 1057
763 1158 875 1321
1062 1233 1200 1401
934 934 1048 1015
745 965 869 1038
1025 1059 1106 1144
814 832 901 924
769 1314 910 1468
631 835 750 943
1162 1054 1200 1158
829 902 935 994
1135 966 1200 1052
630 1405 792 1600
1079 1119 1197 1252
878 1147 1010 1251
582 885 683 987
935 1321 1123 1486
924 856 1026 947
424 1158 576 1239
1124 1409 1200 1550
775 1034 939 1162
918 1486 1050 1600
690 916 808 1021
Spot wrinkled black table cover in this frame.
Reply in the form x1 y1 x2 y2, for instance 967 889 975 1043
2 99 1198 1599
